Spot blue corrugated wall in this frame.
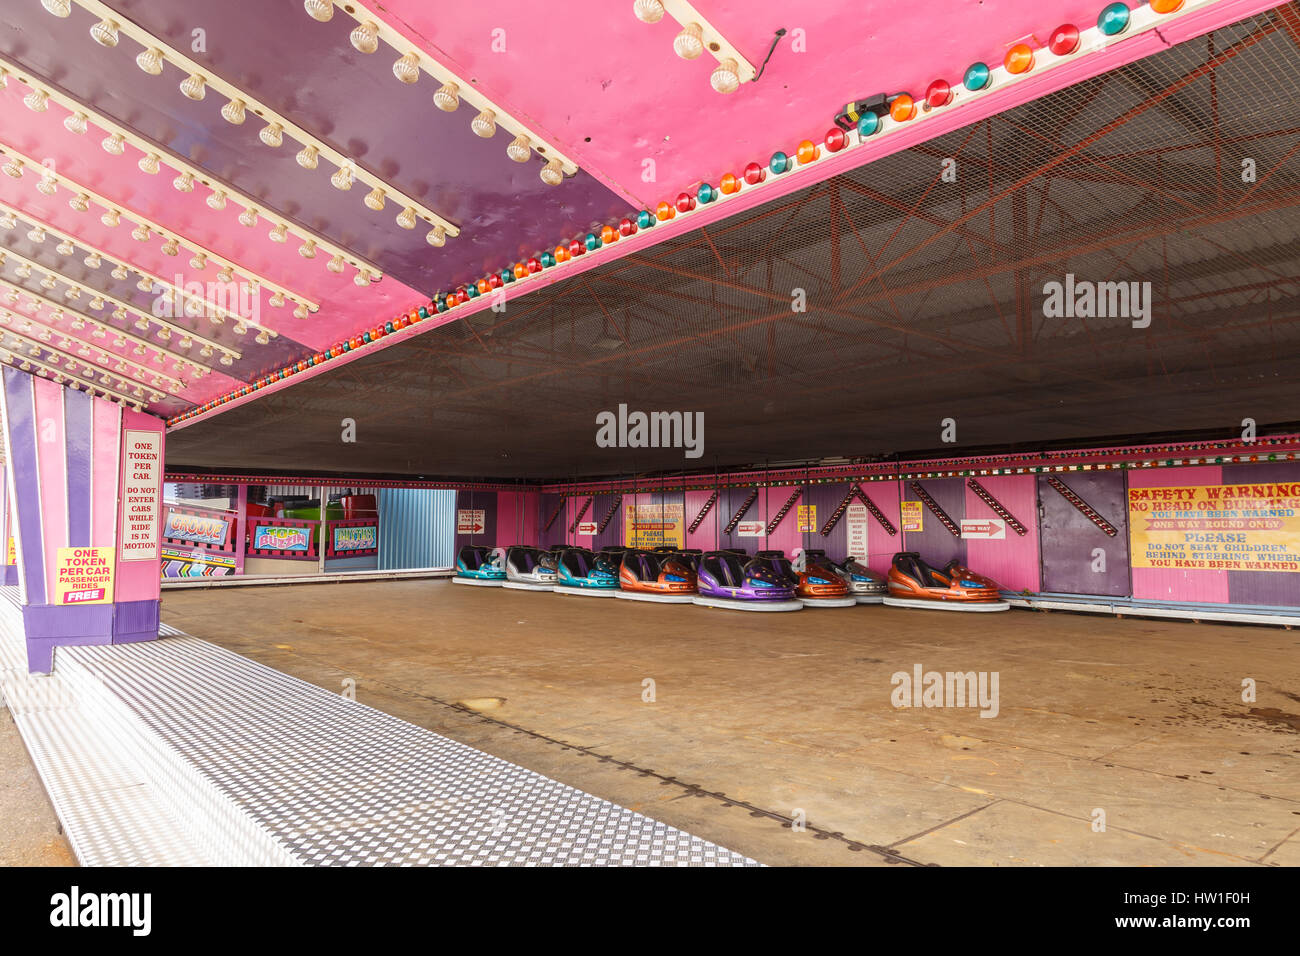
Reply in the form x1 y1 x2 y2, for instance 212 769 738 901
376 488 456 569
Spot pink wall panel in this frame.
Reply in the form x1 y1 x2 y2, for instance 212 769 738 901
114 409 164 604
31 377 67 594
863 481 904 576
964 475 1042 592
90 396 121 549
1128 466 1229 604
495 491 518 547
762 486 802 557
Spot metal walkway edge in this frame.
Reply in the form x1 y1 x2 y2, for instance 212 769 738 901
0 589 758 866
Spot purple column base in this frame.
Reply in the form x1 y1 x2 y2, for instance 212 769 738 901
22 603 114 674
2 566 16 586
113 599 161 645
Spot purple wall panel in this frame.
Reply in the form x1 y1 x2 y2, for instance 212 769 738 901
539 494 565 547
902 478 966 568
63 386 93 548
1223 461 1300 608
717 486 759 553
1038 472 1130 596
2 367 45 605
803 483 849 562
589 494 622 551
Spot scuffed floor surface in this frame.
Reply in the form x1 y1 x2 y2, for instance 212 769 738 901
160 579 1300 867
0 707 76 866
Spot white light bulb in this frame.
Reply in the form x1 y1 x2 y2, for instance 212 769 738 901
330 165 354 191
111 264 128 280
221 98 246 125
710 58 740 94
426 225 446 247
350 21 379 54
101 209 120 227
36 175 58 196
471 109 497 138
633 0 665 23
433 82 459 112
90 19 119 48
1 158 23 179
506 134 531 162
269 223 288 243
293 304 308 319
539 157 564 186
206 189 226 210
238 208 259 227
160 238 179 257
673 22 704 59
298 239 317 259
296 145 319 169
69 192 90 211
136 47 164 75
56 239 74 255
41 0 71 17
138 153 161 174
23 89 49 112
63 111 88 135
326 255 345 273
269 291 285 307
101 133 125 155
303 0 333 22
393 52 420 84
395 207 416 230
179 73 206 101
173 171 195 192
190 252 206 270
259 123 283 148
84 252 102 268
131 224 151 242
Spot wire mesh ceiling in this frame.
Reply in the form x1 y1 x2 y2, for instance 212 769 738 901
168 5 1300 482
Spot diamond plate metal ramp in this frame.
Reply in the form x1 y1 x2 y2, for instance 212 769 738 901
44 633 758 866
0 596 215 866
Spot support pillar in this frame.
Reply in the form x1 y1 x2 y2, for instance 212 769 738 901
0 367 164 672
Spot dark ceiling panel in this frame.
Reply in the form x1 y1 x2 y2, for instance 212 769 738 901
166 8 1300 481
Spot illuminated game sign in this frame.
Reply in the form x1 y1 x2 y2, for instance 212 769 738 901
332 525 377 553
254 525 311 551
162 507 231 546
901 501 924 532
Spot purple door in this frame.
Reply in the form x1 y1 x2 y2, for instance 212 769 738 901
1037 473 1130 596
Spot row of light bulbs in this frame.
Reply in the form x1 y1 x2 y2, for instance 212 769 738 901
0 201 269 337
632 0 744 94
0 251 237 368
39 0 457 247
0 314 175 393
300 0 569 185
0 332 163 404
0 144 323 315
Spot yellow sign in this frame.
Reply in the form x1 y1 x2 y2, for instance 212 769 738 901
1128 483 1300 572
797 504 818 533
6 536 13 566
901 500 924 533
625 502 684 549
54 547 115 605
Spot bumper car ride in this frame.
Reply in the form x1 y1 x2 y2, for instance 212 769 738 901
883 551 1009 611
503 546 559 591
452 546 507 586
693 551 803 612
617 549 697 603
784 549 856 608
554 547 620 597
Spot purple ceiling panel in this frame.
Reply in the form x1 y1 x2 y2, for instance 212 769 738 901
0 0 629 296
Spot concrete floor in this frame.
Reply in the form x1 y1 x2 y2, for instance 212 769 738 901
0 706 76 866
152 579 1300 866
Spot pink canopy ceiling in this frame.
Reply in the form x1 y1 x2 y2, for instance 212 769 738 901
0 0 1283 422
